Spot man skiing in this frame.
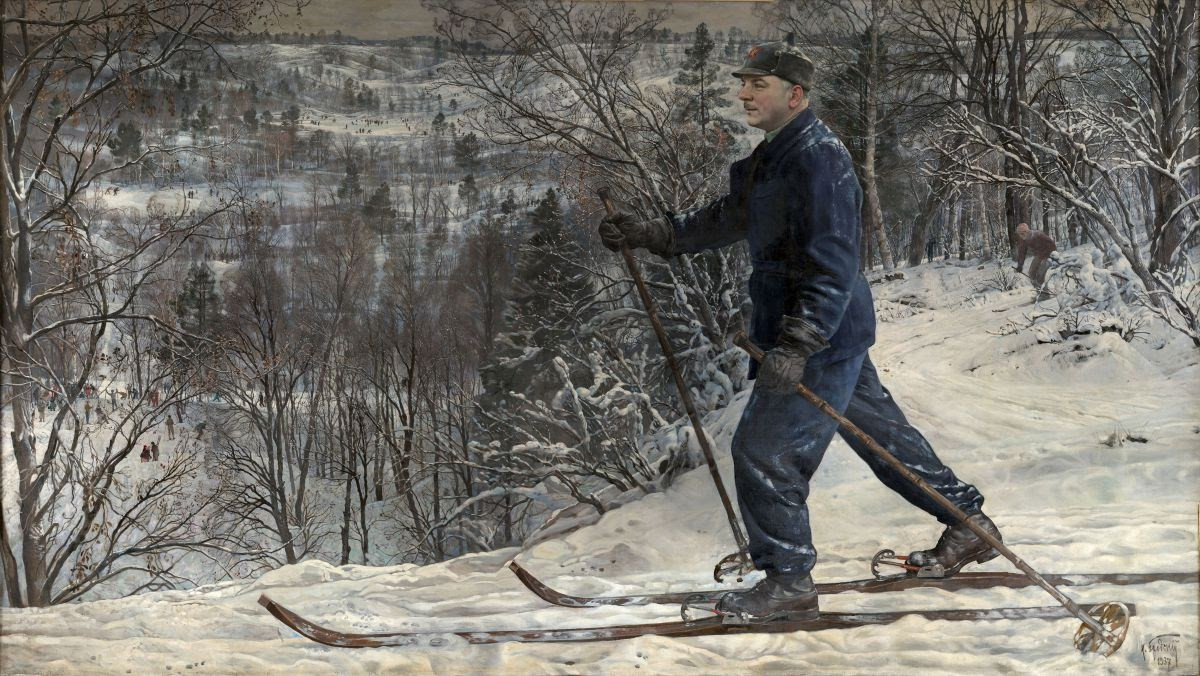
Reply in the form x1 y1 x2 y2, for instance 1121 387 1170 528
598 42 1002 622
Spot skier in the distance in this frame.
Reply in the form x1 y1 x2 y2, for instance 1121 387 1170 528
598 42 1003 623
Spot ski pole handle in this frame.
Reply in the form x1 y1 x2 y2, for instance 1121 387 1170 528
732 332 765 362
597 186 617 218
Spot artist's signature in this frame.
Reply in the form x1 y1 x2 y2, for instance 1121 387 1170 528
1141 634 1181 671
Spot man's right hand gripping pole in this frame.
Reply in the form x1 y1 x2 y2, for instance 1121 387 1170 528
596 195 675 259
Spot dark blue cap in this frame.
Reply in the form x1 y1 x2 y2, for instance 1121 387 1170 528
732 42 814 90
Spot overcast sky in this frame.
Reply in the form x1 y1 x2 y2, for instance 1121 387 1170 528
272 1 775 40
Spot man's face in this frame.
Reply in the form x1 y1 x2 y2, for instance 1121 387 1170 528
738 75 804 131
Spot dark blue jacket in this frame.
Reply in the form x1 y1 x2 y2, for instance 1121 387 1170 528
670 108 876 375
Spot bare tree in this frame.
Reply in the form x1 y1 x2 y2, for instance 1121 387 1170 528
400 141 439 233
210 232 322 566
53 441 233 604
1050 0 1198 270
932 11 1199 343
451 216 514 364
371 232 454 558
421 323 479 560
429 0 739 347
208 202 371 565
892 0 1070 260
772 0 906 270
325 362 378 566
1 0 303 607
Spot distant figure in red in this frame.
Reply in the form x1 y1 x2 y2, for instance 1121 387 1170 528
1014 223 1057 287
140 445 151 462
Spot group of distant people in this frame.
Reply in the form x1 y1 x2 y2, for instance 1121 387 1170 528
140 441 160 463
35 381 170 428
139 413 206 464
30 378 213 467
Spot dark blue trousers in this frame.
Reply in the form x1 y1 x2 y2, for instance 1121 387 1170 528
731 351 985 576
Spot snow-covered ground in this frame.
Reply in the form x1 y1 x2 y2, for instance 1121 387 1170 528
2 258 1197 674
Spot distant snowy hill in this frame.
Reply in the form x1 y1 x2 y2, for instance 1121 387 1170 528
3 258 1197 674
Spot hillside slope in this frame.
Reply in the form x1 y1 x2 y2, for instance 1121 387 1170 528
3 258 1197 674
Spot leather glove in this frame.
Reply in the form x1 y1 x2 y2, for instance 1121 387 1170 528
757 316 830 394
598 211 675 258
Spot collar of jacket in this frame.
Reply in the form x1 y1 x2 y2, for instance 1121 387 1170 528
756 107 818 164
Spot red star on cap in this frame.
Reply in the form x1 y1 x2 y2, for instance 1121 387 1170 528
747 46 762 59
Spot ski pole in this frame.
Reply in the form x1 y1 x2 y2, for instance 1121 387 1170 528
733 330 1128 655
597 187 751 575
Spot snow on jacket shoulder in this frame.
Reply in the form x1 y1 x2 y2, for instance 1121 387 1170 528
671 108 876 368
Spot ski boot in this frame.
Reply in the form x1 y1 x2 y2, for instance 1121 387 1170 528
906 513 1002 578
710 573 819 624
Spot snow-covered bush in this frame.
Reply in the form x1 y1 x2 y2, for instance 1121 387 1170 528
1046 246 1138 311
875 297 925 323
1144 257 1200 347
1037 245 1151 343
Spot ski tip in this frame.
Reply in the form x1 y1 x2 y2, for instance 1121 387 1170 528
257 594 273 609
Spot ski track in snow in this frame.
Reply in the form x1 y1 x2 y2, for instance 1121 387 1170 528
2 260 1198 674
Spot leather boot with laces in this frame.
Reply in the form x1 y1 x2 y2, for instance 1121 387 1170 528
907 513 1002 577
714 572 819 623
